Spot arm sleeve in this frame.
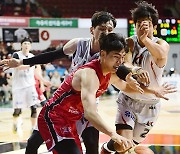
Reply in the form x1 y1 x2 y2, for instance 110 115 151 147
116 64 131 81
23 47 67 65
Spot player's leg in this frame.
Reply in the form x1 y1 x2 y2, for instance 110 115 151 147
12 89 24 135
131 103 161 154
30 105 37 130
27 86 39 130
25 130 44 154
12 108 22 135
53 139 81 154
81 126 99 154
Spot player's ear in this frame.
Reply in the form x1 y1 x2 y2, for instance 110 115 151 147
90 27 94 35
100 50 106 57
153 25 157 30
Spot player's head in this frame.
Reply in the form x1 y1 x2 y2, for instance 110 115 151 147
99 33 127 73
131 1 159 26
91 11 116 28
131 1 158 39
90 11 117 43
21 37 32 52
21 37 32 44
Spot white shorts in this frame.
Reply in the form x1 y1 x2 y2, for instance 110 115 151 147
115 93 161 143
12 86 38 108
76 97 99 136
76 116 93 136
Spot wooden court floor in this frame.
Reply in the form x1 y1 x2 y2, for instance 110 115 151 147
0 93 180 153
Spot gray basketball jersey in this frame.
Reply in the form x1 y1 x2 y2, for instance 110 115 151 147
122 35 164 101
69 38 100 73
12 51 35 91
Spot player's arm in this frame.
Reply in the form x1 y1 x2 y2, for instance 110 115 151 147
77 68 133 149
12 53 30 70
124 37 134 68
0 38 80 68
34 65 51 87
144 39 169 67
110 73 144 93
139 21 169 67
110 73 176 100
116 65 150 88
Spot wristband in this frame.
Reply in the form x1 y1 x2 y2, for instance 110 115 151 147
131 66 142 74
116 65 131 81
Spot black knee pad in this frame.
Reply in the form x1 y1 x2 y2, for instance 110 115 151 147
115 124 133 130
31 105 37 118
13 109 22 117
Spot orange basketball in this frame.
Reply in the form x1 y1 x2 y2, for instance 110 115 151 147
134 146 154 154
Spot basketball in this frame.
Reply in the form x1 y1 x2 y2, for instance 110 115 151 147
134 146 154 154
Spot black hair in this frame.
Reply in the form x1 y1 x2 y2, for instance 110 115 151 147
131 1 159 25
21 37 32 44
91 11 117 28
99 33 127 54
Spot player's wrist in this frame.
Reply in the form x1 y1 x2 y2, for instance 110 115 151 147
131 66 142 75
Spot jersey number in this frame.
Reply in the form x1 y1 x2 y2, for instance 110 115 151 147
140 128 150 138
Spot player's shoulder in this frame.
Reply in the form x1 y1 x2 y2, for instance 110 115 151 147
71 37 90 44
12 50 20 56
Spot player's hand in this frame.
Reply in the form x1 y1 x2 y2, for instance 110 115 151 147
126 37 134 52
0 58 21 70
139 21 150 43
111 132 134 153
135 69 150 86
126 72 144 94
154 82 177 100
43 80 52 88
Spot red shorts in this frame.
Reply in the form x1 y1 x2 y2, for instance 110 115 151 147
38 106 82 152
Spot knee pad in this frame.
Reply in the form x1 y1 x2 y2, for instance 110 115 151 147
31 105 37 118
13 109 22 117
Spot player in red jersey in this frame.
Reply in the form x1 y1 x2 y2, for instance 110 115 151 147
36 33 174 154
37 33 133 154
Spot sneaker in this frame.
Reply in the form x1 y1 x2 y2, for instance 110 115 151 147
13 123 23 138
100 143 112 154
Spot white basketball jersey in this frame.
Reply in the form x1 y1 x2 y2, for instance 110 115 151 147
122 35 164 101
12 51 35 91
69 38 100 73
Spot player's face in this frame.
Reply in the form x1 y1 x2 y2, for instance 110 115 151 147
91 20 114 41
21 41 31 52
135 17 155 39
102 50 126 73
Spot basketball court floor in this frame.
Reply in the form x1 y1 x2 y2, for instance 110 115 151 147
0 93 180 154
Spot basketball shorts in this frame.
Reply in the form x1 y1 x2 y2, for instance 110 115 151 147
115 93 161 143
76 98 99 136
38 107 82 152
12 86 38 108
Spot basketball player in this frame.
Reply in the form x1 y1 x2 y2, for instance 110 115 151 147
31 33 174 154
34 65 51 106
11 37 49 137
101 1 172 153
